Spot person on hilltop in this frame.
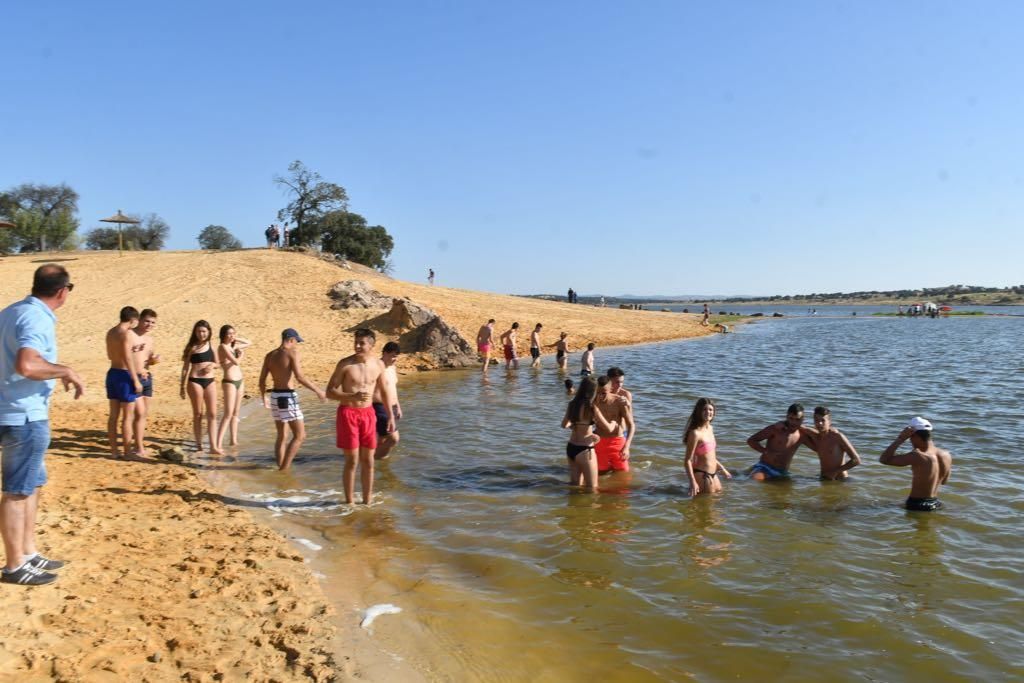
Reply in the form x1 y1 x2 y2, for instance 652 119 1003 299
372 341 403 460
258 328 325 470
476 319 496 374
499 322 520 371
131 308 160 457
326 329 395 505
180 320 222 455
428 268 435 285
529 323 543 368
216 324 252 450
683 397 732 496
744 403 815 480
105 306 144 459
800 406 862 480
1 264 85 586
880 417 952 511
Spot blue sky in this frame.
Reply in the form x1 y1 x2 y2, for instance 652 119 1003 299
3 1 1023 296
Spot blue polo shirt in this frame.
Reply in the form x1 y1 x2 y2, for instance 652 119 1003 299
0 296 58 425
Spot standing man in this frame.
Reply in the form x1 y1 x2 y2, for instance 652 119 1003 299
880 417 952 511
258 328 326 470
326 329 394 505
800 406 862 480
529 323 543 368
131 308 159 457
1 264 85 585
745 403 814 480
580 342 595 377
499 322 520 371
476 319 496 374
373 341 402 460
428 268 435 285
606 366 633 405
105 306 144 459
594 376 635 474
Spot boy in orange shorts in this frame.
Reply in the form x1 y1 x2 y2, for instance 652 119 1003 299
326 329 395 505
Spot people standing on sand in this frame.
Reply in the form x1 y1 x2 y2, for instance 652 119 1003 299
105 306 144 459
258 328 325 470
567 287 574 304
800 406 862 480
683 397 732 496
1 264 84 586
561 376 617 492
373 341 403 460
180 320 222 455
326 329 395 505
580 342 595 377
744 403 814 480
131 308 159 456
552 332 569 371
701 303 710 327
529 323 543 368
476 319 496 373
428 268 435 285
500 322 520 371
594 376 634 474
880 417 952 511
216 325 252 450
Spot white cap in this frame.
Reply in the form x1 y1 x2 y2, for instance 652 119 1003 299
907 416 932 431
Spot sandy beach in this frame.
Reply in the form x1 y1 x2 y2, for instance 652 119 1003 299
0 248 713 680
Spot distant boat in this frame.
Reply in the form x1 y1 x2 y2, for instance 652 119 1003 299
939 305 953 312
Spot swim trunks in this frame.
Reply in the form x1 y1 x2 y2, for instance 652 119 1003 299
530 347 540 359
269 389 303 422
503 345 515 361
105 368 137 403
749 461 790 479
138 373 153 398
372 402 399 436
905 497 943 512
595 436 628 473
336 405 377 450
478 343 491 354
580 369 592 377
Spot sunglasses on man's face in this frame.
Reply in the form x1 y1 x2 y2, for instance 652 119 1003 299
65 283 75 292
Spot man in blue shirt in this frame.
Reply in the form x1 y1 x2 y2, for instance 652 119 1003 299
1 264 84 585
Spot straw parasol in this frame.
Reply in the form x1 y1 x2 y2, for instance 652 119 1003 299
99 210 140 255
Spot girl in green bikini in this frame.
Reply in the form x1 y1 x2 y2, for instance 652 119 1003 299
216 324 251 450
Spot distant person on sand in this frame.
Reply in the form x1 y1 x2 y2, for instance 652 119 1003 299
552 332 569 371
567 287 574 304
800 406 862 480
180 320 222 455
131 308 159 456
1 264 84 586
326 329 395 505
683 397 732 496
373 341 402 460
265 225 278 248
259 328 325 470
216 325 252 450
744 403 814 480
594 376 634 474
428 268 435 285
701 303 710 326
561 376 617 492
499 322 520 371
880 417 952 511
580 342 595 377
476 319 496 373
529 323 543 368
106 306 144 459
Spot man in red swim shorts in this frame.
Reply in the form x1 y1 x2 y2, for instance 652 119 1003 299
326 328 395 505
476 319 495 374
594 375 635 474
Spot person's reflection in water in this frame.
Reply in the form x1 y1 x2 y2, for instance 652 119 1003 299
679 498 732 571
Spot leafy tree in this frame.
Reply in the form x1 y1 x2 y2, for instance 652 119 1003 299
0 183 80 251
83 227 123 250
198 224 242 250
274 160 348 247
130 213 170 250
315 210 394 270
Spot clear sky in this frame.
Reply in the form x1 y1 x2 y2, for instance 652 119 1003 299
4 1 1023 296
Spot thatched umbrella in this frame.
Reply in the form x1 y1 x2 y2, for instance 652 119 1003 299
99 210 140 255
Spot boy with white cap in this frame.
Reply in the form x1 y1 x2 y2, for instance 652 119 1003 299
879 417 952 511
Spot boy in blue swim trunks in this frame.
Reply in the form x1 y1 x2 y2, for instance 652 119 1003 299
105 307 144 459
745 403 814 480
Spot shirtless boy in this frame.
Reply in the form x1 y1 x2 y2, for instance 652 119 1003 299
594 376 635 474
130 309 159 456
552 332 569 371
499 322 520 371
476 319 495 373
580 343 595 377
326 329 394 504
105 307 144 459
528 323 543 368
880 417 952 511
745 403 814 480
606 367 633 406
801 406 862 480
372 341 403 460
258 328 326 470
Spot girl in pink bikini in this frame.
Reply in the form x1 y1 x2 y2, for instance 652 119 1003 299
683 397 732 497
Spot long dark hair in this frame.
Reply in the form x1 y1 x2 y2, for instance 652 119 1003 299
219 324 234 343
683 397 715 442
567 376 597 423
182 320 213 361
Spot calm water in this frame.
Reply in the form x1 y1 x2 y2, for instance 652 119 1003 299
209 315 1023 681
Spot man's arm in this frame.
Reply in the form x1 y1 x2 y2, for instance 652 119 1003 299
125 333 143 393
880 427 915 466
15 348 84 399
291 350 326 401
258 354 271 407
621 404 635 458
325 360 362 403
746 426 772 454
375 370 395 433
836 433 862 473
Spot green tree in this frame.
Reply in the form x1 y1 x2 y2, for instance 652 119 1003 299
315 210 394 270
274 160 348 247
198 224 242 250
83 227 122 250
128 213 170 250
0 183 80 251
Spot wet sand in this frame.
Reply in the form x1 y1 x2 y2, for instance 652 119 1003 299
0 248 713 680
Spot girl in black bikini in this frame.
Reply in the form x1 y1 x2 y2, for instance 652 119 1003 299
216 324 251 450
683 397 732 497
180 320 222 454
561 377 617 492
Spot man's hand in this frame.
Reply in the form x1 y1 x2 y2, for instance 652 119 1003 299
262 395 270 409
387 417 395 434
898 426 915 440
133 380 143 394
62 370 85 399
315 388 327 402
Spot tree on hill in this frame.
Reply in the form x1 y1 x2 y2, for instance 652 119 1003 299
83 227 122 250
314 210 394 270
198 224 242 250
83 213 170 251
274 160 348 247
0 182 80 251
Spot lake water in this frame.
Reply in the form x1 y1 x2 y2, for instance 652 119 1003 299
207 314 1024 681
